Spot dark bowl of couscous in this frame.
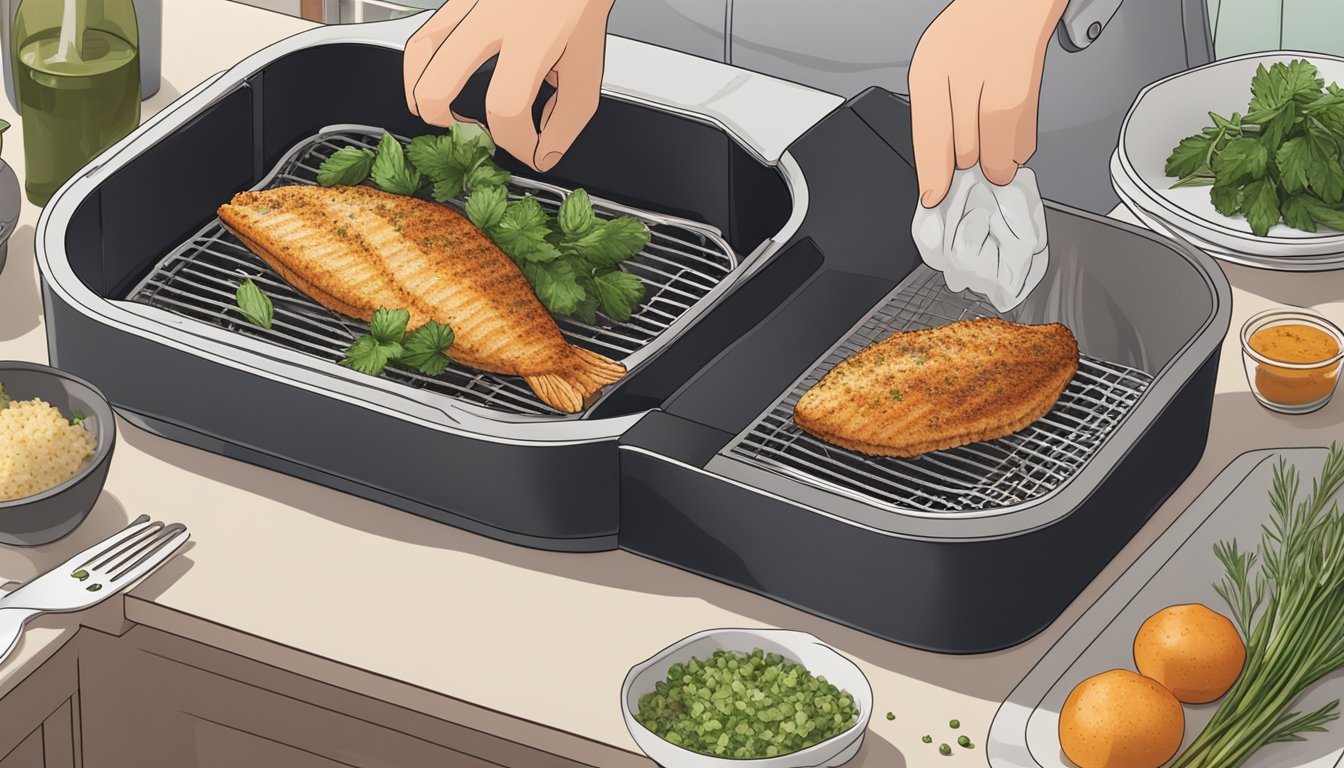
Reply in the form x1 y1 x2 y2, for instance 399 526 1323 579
0 361 115 546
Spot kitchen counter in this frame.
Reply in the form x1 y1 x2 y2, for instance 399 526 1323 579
0 2 1341 766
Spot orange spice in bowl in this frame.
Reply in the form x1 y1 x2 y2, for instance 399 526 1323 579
1241 309 1344 414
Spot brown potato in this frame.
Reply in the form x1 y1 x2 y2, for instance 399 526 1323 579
1133 604 1245 704
1059 669 1184 768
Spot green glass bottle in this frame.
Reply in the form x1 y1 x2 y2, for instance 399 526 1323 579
13 0 139 206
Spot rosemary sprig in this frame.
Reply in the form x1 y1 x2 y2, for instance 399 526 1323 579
1172 442 1344 768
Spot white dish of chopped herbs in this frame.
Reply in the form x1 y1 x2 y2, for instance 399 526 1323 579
621 628 872 767
1118 51 1344 256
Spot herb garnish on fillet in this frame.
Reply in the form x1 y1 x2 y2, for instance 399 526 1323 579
339 307 454 378
316 128 649 322
234 278 274 330
1171 442 1344 767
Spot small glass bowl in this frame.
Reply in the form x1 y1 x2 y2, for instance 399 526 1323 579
1241 308 1344 415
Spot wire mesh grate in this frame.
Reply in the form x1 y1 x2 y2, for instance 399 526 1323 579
125 128 739 418
727 268 1154 514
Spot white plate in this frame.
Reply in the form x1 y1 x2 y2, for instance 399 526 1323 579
988 448 1344 768
1118 50 1344 256
621 628 873 768
1110 152 1344 271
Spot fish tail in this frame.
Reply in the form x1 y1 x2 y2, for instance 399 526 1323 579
524 346 627 413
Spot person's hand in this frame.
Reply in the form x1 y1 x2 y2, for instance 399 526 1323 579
403 0 615 173
908 0 1068 208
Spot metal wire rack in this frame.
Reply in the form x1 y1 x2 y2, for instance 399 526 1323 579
727 267 1154 514
125 128 739 417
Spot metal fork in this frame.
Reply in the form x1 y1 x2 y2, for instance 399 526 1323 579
0 515 189 665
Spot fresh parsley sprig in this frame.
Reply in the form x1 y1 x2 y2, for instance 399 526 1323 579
466 187 649 322
316 129 651 323
1165 59 1344 236
339 307 455 378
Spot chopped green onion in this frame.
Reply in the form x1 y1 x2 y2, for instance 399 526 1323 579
635 648 859 758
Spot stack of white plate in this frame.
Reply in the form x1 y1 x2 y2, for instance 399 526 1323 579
1111 50 1344 271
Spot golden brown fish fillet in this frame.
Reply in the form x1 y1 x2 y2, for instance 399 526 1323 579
793 317 1079 458
217 185 626 413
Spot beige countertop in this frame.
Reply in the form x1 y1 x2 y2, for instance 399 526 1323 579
0 2 1342 766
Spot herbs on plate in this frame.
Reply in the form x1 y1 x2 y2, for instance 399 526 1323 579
1164 59 1344 236
339 307 455 378
316 127 650 323
1170 443 1344 767
234 278 274 330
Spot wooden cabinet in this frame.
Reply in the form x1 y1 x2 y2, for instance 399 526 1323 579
77 626 592 768
0 638 80 768
1 700 78 768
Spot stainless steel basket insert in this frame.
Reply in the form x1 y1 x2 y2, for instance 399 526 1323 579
126 127 739 417
726 267 1154 514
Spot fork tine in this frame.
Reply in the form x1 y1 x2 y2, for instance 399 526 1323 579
91 522 165 571
70 515 156 572
108 527 190 586
107 529 188 583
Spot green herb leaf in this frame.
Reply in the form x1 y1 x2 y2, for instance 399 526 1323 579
1209 181 1236 215
235 279 274 330
368 307 411 345
69 411 87 427
464 161 510 193
0 382 8 410
1166 135 1213 178
317 147 376 187
1305 128 1344 204
592 270 646 323
1276 137 1312 193
406 134 457 181
569 291 601 325
340 335 404 377
1213 137 1269 186
449 121 496 155
465 185 509 231
557 189 599 237
1241 179 1281 236
399 321 456 376
1300 195 1344 231
572 216 652 269
493 197 562 263
1281 194 1318 232
370 132 423 196
521 259 587 316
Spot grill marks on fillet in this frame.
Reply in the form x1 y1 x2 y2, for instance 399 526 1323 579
792 318 1080 458
217 185 627 413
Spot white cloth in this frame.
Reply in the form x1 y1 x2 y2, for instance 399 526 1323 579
911 166 1050 313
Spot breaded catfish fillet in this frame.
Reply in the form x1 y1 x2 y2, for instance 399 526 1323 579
218 185 625 413
793 317 1079 457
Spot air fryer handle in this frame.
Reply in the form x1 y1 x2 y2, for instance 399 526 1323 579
775 86 922 281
